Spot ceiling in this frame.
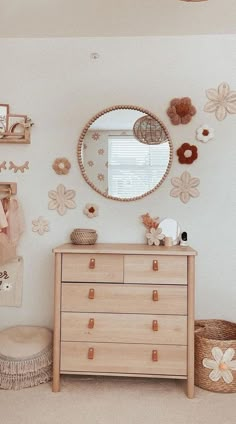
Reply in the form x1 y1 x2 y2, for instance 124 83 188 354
0 0 235 38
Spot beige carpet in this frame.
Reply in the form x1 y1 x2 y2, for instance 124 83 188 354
1 376 235 424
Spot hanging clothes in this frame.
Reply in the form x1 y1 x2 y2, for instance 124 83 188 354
4 198 25 246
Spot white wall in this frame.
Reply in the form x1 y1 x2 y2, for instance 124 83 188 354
0 35 236 330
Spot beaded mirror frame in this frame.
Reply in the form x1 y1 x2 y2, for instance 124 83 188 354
77 105 173 202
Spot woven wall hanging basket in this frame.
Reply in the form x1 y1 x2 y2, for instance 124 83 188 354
195 319 236 393
70 228 97 245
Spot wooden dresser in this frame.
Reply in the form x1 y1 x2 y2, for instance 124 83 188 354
52 243 197 397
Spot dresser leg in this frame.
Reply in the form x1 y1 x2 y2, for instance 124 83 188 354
52 372 60 392
187 378 194 399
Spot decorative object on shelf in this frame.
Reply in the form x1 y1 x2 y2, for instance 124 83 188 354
48 184 76 216
0 104 9 135
32 216 50 235
8 161 29 173
196 124 214 143
170 171 200 203
0 257 23 307
70 228 97 245
167 97 196 125
0 103 33 144
140 212 159 230
180 231 188 247
195 319 236 393
52 158 71 175
133 115 167 145
83 203 99 218
0 161 7 172
146 227 165 246
176 143 198 164
164 236 173 247
204 82 236 121
159 218 181 246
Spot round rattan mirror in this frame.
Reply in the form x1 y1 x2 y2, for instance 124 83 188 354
77 105 173 201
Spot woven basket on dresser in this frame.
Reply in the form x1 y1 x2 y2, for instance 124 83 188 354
195 319 236 393
70 229 97 245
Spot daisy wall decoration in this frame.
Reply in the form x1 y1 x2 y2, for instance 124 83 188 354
196 125 214 143
32 216 50 235
170 171 200 204
83 203 99 218
176 143 198 164
204 82 236 121
48 184 76 216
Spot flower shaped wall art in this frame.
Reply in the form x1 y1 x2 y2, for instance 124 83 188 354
204 82 236 121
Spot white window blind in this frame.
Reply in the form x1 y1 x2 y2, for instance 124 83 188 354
108 136 170 198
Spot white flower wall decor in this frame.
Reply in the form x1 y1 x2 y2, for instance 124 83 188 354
203 347 236 384
48 184 76 216
83 203 99 218
196 124 214 143
32 216 50 235
170 171 200 204
204 82 236 121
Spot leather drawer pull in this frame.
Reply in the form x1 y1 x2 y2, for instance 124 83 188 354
152 320 158 331
152 350 158 362
88 288 95 299
88 348 94 360
152 260 158 271
152 290 159 301
89 258 96 269
88 318 95 329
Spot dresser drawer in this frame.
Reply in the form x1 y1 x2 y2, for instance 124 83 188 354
61 342 187 376
62 253 123 283
124 255 187 285
61 312 187 345
61 283 187 315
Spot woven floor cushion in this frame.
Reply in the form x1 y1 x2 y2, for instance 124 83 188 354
0 326 53 390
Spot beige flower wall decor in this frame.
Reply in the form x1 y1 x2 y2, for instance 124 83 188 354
170 171 200 204
204 82 236 121
83 203 99 218
48 184 76 216
32 216 50 235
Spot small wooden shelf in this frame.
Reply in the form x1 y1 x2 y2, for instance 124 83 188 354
0 126 31 144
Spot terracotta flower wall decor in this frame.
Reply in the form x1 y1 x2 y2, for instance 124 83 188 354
52 158 71 175
177 143 198 164
167 97 196 125
204 82 236 121
170 171 200 203
83 203 99 218
196 125 214 143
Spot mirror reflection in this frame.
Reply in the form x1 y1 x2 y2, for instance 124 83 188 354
78 106 173 201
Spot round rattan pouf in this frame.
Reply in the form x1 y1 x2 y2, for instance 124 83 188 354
0 326 53 390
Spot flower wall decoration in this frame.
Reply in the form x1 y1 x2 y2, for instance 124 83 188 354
167 97 196 125
170 171 200 203
177 143 198 164
203 347 236 384
146 227 165 246
32 216 50 235
52 158 71 175
204 82 236 121
196 125 214 143
48 184 76 216
83 203 99 218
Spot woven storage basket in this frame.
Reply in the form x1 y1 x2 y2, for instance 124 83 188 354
70 228 97 245
195 319 236 393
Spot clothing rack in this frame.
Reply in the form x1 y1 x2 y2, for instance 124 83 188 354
0 182 17 196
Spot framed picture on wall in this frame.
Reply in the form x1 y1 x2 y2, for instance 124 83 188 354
0 104 9 134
